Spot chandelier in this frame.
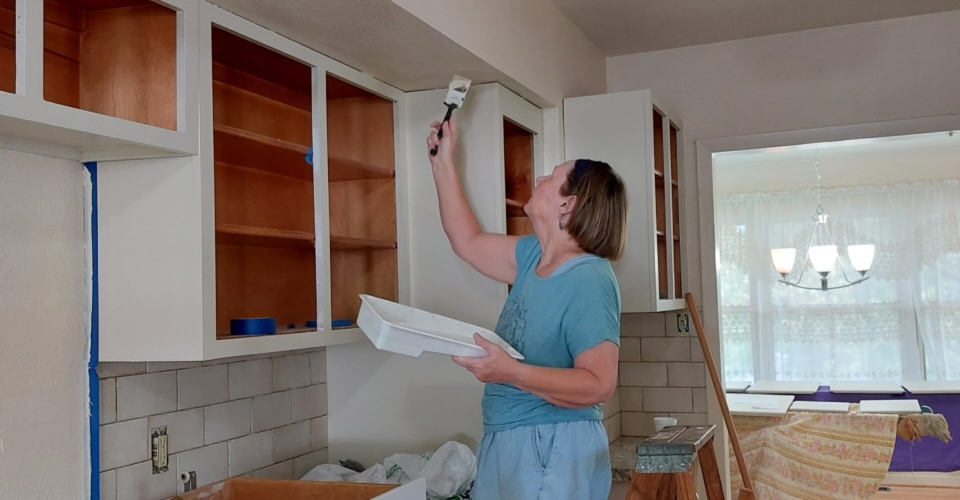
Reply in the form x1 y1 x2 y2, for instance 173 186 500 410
770 151 875 291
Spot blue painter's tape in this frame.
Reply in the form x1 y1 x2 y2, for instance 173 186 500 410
332 319 353 328
230 317 277 335
306 320 318 329
305 147 313 166
85 162 100 500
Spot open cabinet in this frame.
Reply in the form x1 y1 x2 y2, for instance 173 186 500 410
96 2 407 361
564 90 685 312
504 119 535 237
0 0 196 159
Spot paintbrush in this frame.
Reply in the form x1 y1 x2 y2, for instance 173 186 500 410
430 75 472 156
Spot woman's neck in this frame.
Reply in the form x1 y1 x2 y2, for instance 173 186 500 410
536 230 587 277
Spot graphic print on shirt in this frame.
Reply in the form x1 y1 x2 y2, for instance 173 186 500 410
496 294 527 354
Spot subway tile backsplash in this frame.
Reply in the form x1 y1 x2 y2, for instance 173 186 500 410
97 348 328 499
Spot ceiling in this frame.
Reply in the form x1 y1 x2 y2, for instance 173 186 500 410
207 0 506 93
549 0 960 56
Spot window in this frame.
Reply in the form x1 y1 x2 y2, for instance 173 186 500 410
718 182 960 382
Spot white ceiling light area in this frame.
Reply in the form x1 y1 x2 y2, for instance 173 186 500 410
549 0 960 55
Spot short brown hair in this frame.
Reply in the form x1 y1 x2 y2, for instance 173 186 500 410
561 160 628 260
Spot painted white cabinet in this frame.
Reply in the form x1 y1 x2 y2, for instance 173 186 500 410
96 2 409 361
564 90 685 312
0 0 198 161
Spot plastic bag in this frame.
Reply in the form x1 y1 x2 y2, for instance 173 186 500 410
300 441 477 500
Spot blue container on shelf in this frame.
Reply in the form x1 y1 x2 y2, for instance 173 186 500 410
331 319 353 328
230 317 277 336
306 320 318 329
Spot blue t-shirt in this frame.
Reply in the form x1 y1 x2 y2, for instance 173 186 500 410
482 235 622 433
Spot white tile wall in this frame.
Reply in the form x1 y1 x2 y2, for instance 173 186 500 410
253 390 293 432
229 359 273 400
640 338 690 362
252 460 294 480
618 337 642 361
116 372 177 421
667 363 706 387
100 469 117 500
620 313 666 337
619 362 667 386
205 399 252 445
310 351 327 384
177 443 229 493
293 450 328 479
621 411 669 437
100 418 149 471
274 421 311 463
643 387 692 412
100 378 117 425
292 384 327 421
229 431 274 476
116 461 177 500
273 354 311 391
98 349 329 500
310 416 328 451
693 388 707 414
620 387 643 411
178 365 229 410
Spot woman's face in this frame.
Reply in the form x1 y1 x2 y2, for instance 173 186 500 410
526 160 575 222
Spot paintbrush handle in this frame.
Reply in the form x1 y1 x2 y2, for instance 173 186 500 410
430 105 456 156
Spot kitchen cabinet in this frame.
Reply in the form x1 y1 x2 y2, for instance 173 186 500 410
0 0 198 160
95 2 408 361
564 90 685 312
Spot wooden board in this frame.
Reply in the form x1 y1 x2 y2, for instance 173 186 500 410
212 26 311 96
727 393 795 416
215 243 317 335
214 125 312 181
746 380 820 395
214 61 311 112
214 162 314 233
859 399 921 415
673 238 681 299
657 236 668 299
328 179 397 242
503 118 533 204
901 381 960 394
216 224 314 249
789 401 850 413
180 477 397 500
331 248 398 322
326 93 395 172
214 80 311 145
829 381 905 394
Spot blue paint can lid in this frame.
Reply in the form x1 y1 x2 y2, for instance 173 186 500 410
230 317 277 336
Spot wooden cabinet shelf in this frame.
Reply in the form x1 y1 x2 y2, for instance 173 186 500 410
329 157 395 182
504 119 534 237
330 236 397 251
216 224 314 249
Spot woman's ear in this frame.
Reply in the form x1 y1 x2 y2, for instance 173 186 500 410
558 195 577 217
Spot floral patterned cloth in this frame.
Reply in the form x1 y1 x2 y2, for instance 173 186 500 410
730 411 899 499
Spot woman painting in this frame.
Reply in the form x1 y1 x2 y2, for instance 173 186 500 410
426 119 627 500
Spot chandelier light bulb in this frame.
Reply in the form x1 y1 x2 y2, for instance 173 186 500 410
808 245 838 274
848 244 876 273
771 248 797 275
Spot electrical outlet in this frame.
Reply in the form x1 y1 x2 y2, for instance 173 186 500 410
151 426 168 474
677 312 690 336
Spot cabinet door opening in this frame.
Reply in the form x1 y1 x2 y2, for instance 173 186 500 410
653 109 668 299
212 26 316 338
327 75 398 329
504 118 534 237
0 0 14 94
43 0 177 129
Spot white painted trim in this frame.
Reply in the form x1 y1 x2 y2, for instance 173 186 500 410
695 112 960 499
16 0 42 98
394 96 413 308
0 134 81 161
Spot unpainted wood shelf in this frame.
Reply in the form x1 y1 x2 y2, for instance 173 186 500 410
216 327 315 340
328 156 394 182
332 323 357 330
506 198 525 208
656 230 666 237
674 234 680 241
671 179 679 187
330 236 397 251
216 223 314 249
654 169 664 178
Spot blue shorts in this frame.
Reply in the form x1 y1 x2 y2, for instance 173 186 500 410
472 420 611 500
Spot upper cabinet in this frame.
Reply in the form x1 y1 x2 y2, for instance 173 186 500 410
0 0 197 160
405 84 541 331
96 2 407 361
564 90 685 313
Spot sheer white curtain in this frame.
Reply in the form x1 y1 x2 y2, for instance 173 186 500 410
717 181 960 383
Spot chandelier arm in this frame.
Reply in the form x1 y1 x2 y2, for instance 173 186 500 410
778 276 870 291
821 221 858 284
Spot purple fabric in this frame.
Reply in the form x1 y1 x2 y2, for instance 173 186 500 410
792 387 960 472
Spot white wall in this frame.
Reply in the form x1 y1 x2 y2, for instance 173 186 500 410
607 9 960 302
0 149 88 499
327 86 510 465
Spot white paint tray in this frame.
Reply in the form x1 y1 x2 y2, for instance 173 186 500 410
357 294 524 359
